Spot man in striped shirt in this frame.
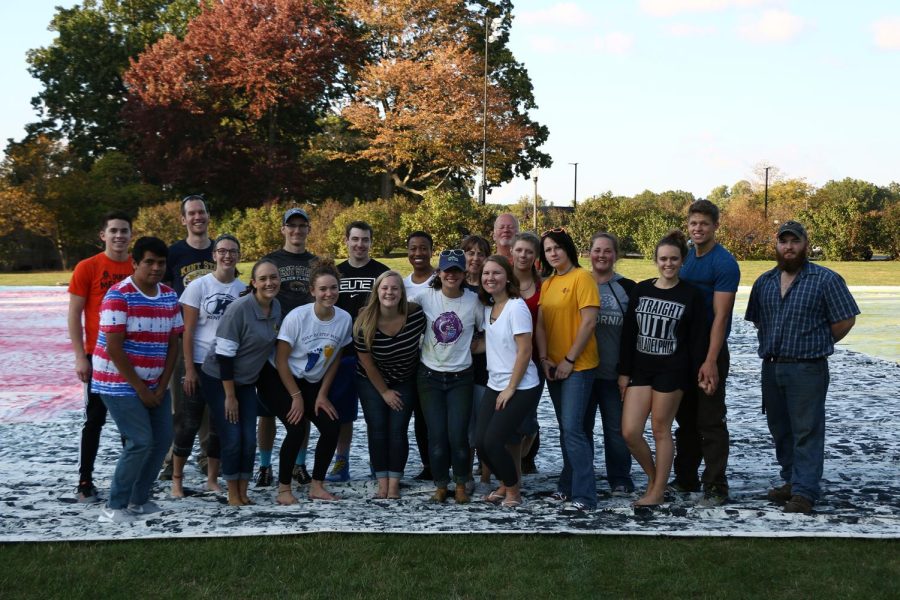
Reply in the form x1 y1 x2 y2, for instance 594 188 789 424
745 221 859 514
91 237 184 523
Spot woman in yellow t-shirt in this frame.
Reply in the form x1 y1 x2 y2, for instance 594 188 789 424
535 229 600 511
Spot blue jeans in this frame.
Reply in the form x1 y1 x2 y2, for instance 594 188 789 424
417 365 474 487
592 378 634 490
101 392 173 510
358 376 415 479
762 360 829 503
548 370 597 507
202 372 258 481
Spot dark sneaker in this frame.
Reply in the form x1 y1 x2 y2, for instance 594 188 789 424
77 481 102 504
610 484 634 497
666 479 701 493
255 465 274 487
784 494 813 514
413 466 432 481
697 486 729 507
158 462 173 481
767 483 793 502
292 464 311 485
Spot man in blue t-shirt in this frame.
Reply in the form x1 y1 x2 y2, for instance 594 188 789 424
672 199 740 507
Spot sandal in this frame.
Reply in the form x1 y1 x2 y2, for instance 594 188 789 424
501 498 523 508
484 490 505 504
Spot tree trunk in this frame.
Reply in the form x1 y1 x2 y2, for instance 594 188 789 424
380 171 394 200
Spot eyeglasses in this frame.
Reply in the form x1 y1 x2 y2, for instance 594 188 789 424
215 248 239 256
284 222 310 230
541 227 567 237
440 249 465 257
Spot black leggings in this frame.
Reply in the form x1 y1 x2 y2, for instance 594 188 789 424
257 362 340 485
475 384 543 487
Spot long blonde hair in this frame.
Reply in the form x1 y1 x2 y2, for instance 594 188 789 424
354 271 409 351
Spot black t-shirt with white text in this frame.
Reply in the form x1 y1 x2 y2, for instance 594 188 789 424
166 239 215 298
337 258 390 357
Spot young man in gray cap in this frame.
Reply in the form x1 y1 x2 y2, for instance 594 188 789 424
256 207 317 486
745 220 859 514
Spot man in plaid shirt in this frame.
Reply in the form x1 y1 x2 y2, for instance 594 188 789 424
745 221 859 514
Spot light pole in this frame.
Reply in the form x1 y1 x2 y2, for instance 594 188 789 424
763 166 771 220
480 15 503 205
532 169 539 232
569 162 579 208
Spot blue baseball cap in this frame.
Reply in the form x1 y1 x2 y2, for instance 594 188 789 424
438 250 465 271
283 207 310 224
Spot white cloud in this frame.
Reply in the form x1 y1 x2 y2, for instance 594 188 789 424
666 23 719 37
640 0 776 18
594 32 636 54
872 17 900 50
518 2 594 27
738 9 808 43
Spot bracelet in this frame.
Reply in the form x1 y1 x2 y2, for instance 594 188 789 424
563 356 575 364
290 390 302 398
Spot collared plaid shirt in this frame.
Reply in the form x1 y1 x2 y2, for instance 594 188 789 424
745 261 860 359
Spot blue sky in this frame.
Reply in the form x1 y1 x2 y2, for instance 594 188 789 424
3 1 899 206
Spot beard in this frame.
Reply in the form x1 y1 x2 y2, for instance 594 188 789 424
776 245 807 273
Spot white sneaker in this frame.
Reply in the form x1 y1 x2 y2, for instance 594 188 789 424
98 506 136 523
127 500 163 515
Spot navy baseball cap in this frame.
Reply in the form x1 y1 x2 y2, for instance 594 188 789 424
283 208 310 224
438 249 465 271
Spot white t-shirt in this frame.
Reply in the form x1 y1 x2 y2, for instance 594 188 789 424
179 273 246 363
484 297 540 391
275 303 353 383
412 287 483 373
403 272 436 298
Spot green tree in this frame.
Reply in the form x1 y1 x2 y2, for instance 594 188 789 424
400 190 486 250
802 178 890 260
25 0 200 162
132 199 185 244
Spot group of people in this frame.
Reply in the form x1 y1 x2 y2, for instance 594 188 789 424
68 196 859 523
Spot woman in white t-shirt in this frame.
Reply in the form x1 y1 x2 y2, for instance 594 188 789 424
256 260 353 504
172 234 246 498
474 255 542 508
412 249 483 504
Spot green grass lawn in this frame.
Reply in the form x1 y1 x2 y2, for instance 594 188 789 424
1 259 898 287
2 535 897 599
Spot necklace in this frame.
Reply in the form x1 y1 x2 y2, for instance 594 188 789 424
489 299 508 324
519 278 534 293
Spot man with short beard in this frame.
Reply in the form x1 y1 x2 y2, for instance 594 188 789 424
492 213 519 260
745 221 859 514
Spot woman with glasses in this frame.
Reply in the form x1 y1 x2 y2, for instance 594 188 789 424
412 249 484 504
201 258 282 506
172 235 246 498
535 228 601 510
618 230 708 507
354 271 427 499
589 232 636 496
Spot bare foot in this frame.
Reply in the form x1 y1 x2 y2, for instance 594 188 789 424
373 490 388 499
171 474 185 498
207 481 223 493
634 492 664 507
241 496 254 506
227 496 244 506
276 489 298 505
309 489 339 501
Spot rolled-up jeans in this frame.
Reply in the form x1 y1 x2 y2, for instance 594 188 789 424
358 376 415 479
548 369 597 508
417 365 473 487
201 372 258 481
173 362 220 460
101 391 173 509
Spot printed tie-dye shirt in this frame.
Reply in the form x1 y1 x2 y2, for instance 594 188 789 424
91 277 184 396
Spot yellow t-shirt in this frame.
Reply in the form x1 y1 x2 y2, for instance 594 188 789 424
539 267 600 372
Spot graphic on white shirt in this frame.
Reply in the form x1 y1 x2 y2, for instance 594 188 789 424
433 311 464 345
634 296 685 355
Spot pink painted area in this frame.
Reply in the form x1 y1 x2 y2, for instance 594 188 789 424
0 287 83 423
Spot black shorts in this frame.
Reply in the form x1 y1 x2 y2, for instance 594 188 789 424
626 370 685 394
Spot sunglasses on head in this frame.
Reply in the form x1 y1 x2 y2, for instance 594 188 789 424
541 227 566 237
440 249 465 257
